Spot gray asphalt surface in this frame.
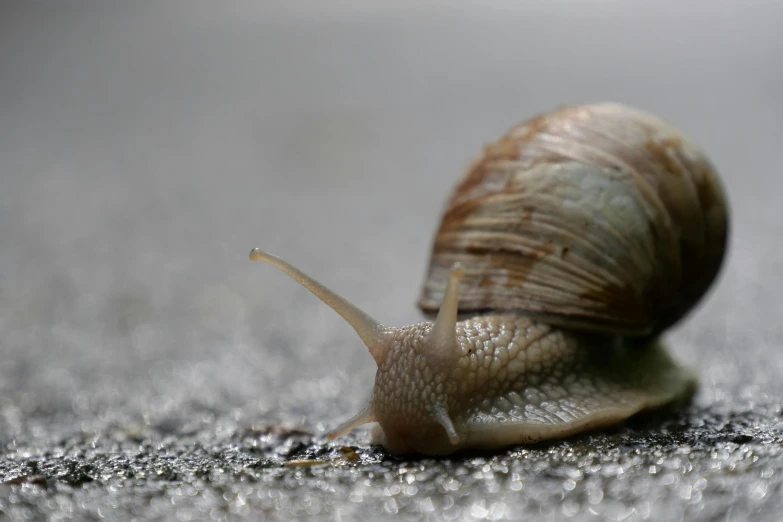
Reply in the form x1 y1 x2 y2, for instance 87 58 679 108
1 2 782 521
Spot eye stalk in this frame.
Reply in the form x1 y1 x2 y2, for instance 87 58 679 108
426 262 465 369
249 248 391 365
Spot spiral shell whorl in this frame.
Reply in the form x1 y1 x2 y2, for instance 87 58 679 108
418 102 729 336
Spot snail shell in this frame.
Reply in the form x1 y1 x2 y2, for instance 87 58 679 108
419 102 728 336
250 102 729 456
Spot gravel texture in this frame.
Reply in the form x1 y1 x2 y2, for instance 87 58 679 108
1 2 782 521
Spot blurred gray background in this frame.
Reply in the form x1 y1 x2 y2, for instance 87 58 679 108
0 1 781 521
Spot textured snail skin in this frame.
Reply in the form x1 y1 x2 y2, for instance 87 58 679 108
363 316 693 455
249 248 697 456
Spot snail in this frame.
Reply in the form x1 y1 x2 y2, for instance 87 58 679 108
250 102 729 456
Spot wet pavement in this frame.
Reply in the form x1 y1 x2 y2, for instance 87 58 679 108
1 2 782 520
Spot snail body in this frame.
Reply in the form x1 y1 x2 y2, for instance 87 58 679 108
251 102 728 456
